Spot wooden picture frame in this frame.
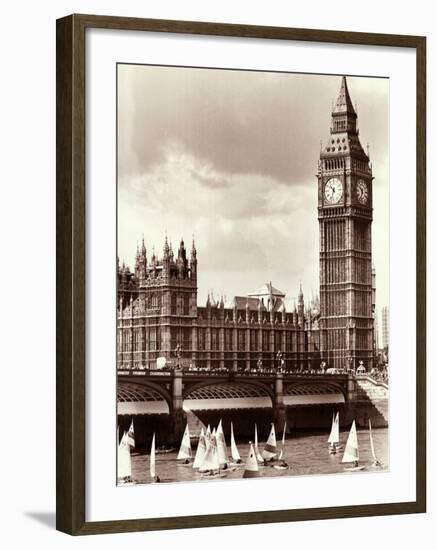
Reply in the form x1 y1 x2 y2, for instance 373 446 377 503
56 13 426 535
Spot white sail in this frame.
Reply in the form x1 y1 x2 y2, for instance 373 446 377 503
117 431 132 480
254 424 264 463
150 433 156 479
328 412 340 445
204 425 211 453
216 420 229 466
199 433 220 472
369 419 377 461
342 420 359 463
278 420 287 460
177 423 192 460
230 422 241 462
262 423 277 460
127 419 135 448
327 412 335 443
243 442 260 478
193 428 206 468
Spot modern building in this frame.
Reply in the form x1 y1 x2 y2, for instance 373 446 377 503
381 306 389 350
117 76 375 372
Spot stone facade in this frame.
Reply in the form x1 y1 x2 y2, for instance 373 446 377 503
117 242 321 371
117 76 376 373
317 76 375 370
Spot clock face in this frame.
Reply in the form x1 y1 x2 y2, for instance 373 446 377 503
324 178 343 204
356 179 369 204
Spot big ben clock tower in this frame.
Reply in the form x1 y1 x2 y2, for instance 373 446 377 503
318 76 374 371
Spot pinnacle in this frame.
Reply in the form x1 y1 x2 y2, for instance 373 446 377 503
333 76 356 116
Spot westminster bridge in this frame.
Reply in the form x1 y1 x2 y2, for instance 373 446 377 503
117 369 388 446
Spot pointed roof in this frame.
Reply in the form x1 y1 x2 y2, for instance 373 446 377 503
248 282 285 299
333 76 356 116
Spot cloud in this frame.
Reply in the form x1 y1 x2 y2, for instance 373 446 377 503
117 66 389 309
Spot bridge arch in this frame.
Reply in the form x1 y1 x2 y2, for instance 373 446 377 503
283 381 346 406
183 381 274 411
117 380 171 415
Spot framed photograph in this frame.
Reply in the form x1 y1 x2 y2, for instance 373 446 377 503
56 14 426 535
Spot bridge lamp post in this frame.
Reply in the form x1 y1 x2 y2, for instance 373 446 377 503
174 344 182 371
276 350 283 373
257 359 263 372
320 360 326 373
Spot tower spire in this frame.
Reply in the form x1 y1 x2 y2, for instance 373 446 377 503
333 76 356 116
331 76 358 135
163 232 170 258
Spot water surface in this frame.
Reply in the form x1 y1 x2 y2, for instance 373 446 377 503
129 427 388 485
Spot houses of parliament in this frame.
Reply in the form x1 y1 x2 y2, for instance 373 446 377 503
117 76 375 372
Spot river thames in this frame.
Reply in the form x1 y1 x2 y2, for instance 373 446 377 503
128 427 388 485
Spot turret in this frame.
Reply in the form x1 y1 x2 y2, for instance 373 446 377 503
120 260 128 285
162 234 170 279
177 238 187 278
138 237 147 285
134 244 140 278
163 234 170 259
219 295 225 321
245 300 250 323
297 283 305 326
190 238 197 279
281 302 286 324
150 247 157 277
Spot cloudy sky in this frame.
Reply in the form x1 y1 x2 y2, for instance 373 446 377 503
117 64 389 314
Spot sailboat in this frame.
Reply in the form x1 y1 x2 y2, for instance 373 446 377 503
262 423 277 462
328 412 342 454
216 420 229 469
274 421 289 469
199 432 225 477
254 424 264 464
127 419 135 449
243 442 260 478
342 420 364 471
193 427 207 469
150 433 160 482
177 423 192 464
369 419 383 468
117 431 132 484
230 422 242 465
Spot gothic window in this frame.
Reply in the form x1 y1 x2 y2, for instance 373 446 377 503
198 328 206 350
183 327 192 350
171 293 177 315
237 330 246 351
211 328 219 350
275 331 282 352
262 331 270 351
286 331 293 352
225 329 233 351
250 330 258 351
183 294 190 316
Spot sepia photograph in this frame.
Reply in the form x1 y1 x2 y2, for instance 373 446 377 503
115 65 390 485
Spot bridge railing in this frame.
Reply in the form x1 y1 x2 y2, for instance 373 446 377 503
355 373 389 389
117 368 350 379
